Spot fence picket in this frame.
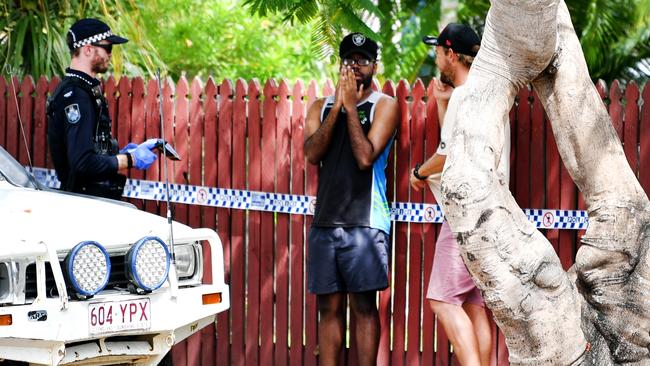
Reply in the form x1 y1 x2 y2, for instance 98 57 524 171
545 107 561 257
144 79 161 215
216 79 234 366
203 78 218 229
422 80 439 366
16 77 35 165
260 79 278 365
304 80 320 366
231 79 247 366
128 77 146 209
246 79 263 366
515 87 531 208
624 83 640 173
201 77 219 366
609 80 624 140
378 80 395 366
0 77 7 147
275 80 292 366
408 80 426 366
289 80 306 366
186 77 205 365
116 77 132 152
174 77 190 224
559 159 577 270
171 77 189 366
6 76 20 157
160 78 176 218
392 80 411 366
33 76 49 168
641 83 650 193
530 89 545 214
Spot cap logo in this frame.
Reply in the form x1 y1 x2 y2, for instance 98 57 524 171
445 40 452 46
352 34 366 46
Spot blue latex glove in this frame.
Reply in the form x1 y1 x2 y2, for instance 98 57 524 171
119 142 137 154
132 139 159 170
140 138 160 150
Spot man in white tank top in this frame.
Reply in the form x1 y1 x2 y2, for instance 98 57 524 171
411 23 510 366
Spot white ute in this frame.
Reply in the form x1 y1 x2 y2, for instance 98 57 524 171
0 146 230 365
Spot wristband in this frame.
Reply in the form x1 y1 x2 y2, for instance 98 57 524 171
126 153 133 169
413 163 428 180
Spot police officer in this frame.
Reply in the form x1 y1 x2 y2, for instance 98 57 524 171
47 18 158 199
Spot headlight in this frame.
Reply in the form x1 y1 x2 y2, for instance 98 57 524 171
65 241 111 297
125 236 170 292
174 244 197 279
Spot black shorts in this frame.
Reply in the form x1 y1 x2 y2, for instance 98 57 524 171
308 226 390 295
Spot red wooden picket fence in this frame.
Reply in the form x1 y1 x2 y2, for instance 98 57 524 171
1 75 650 366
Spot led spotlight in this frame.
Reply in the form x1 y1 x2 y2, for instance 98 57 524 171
65 241 111 297
126 236 170 292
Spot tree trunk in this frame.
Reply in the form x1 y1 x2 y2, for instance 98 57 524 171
439 0 650 364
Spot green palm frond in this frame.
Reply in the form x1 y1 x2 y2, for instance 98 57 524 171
242 0 303 17
241 0 440 81
333 3 378 37
1 0 165 78
377 0 398 78
349 0 384 19
393 1 441 82
575 0 650 80
283 1 320 24
311 14 340 61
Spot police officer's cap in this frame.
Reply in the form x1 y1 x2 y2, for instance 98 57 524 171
67 18 128 51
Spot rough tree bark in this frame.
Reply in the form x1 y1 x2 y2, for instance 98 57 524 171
439 1 650 365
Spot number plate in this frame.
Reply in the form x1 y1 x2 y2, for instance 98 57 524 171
88 298 151 335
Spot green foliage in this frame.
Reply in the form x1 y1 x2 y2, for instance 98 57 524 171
243 0 442 82
242 0 649 82
141 0 330 82
0 0 165 78
4 0 647 83
1 0 328 81
571 0 650 81
1 1 69 78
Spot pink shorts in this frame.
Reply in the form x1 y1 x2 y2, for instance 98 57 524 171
426 221 485 307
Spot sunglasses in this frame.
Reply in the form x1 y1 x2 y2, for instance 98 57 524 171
342 58 374 66
91 43 113 54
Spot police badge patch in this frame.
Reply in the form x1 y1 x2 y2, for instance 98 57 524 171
352 33 366 46
65 104 81 124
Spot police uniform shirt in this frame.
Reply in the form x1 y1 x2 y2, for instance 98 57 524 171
312 91 393 235
47 68 119 191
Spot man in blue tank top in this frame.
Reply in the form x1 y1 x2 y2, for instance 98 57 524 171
304 32 399 366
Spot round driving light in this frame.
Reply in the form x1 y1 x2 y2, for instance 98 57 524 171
126 236 170 292
65 241 111 297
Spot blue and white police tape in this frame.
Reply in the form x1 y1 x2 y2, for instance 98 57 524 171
28 167 589 230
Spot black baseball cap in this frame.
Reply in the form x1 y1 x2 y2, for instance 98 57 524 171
67 18 128 51
423 23 480 57
339 33 378 60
